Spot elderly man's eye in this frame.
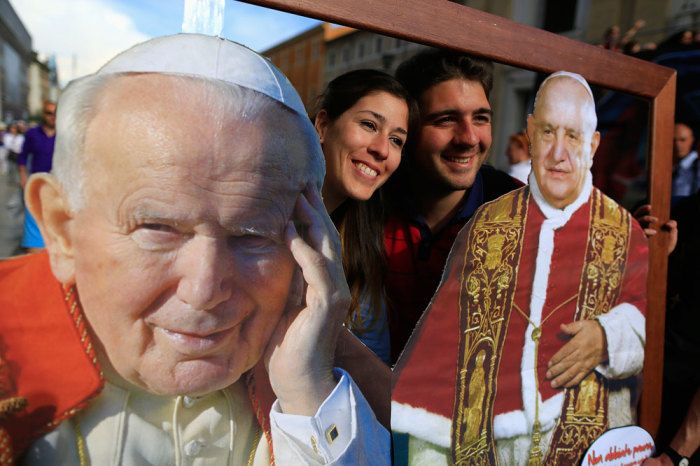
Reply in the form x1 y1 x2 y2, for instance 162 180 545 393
230 234 277 253
140 223 177 233
131 223 182 251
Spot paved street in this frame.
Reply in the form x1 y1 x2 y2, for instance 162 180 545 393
0 165 25 258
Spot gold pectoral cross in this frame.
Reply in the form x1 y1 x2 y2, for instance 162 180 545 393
513 294 577 464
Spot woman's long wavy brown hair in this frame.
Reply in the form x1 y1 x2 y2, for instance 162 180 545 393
312 69 417 334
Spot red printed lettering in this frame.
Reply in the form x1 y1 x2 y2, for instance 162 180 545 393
587 450 603 465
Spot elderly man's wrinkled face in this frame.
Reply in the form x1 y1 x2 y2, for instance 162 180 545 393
674 123 694 162
71 75 312 396
527 78 600 209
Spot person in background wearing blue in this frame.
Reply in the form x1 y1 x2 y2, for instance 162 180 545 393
671 121 699 202
18 101 56 253
312 70 416 366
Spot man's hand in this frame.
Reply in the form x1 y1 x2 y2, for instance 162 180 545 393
264 184 351 416
633 204 678 255
546 320 608 388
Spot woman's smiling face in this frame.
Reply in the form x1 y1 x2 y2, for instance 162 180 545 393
316 91 408 209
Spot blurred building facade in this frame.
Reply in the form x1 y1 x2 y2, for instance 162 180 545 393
0 0 31 123
28 52 59 120
0 0 58 125
323 31 428 84
264 23 354 111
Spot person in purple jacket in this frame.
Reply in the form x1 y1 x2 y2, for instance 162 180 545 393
18 101 56 252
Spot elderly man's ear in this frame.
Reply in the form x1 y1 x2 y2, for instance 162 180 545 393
25 174 76 284
526 114 534 144
589 130 601 166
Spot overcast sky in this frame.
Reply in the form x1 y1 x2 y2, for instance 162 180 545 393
10 0 320 86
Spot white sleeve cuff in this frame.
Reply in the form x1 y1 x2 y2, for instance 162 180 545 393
596 303 646 378
270 368 353 464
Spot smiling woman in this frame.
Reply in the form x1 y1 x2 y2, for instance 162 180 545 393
312 69 417 365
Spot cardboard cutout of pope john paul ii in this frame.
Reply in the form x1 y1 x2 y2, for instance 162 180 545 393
0 34 389 465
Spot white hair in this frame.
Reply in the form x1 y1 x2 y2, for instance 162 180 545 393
51 73 112 209
51 73 325 210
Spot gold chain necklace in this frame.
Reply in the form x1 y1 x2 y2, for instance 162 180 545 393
512 294 577 466
73 418 88 466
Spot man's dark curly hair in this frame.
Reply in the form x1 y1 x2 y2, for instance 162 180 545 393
395 48 494 100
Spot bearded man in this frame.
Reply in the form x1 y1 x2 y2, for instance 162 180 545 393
391 71 648 465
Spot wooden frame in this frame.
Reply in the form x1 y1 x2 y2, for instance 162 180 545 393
241 0 677 436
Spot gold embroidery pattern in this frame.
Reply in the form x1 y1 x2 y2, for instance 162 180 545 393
544 189 631 465
578 193 630 322
452 189 530 465
0 428 15 466
63 285 100 368
0 347 27 466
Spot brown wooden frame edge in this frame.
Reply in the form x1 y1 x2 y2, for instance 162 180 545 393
241 0 677 435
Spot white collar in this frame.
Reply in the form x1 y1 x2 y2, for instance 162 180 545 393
528 170 592 225
679 150 698 170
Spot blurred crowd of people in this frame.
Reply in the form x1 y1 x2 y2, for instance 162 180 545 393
0 102 56 257
599 18 700 56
